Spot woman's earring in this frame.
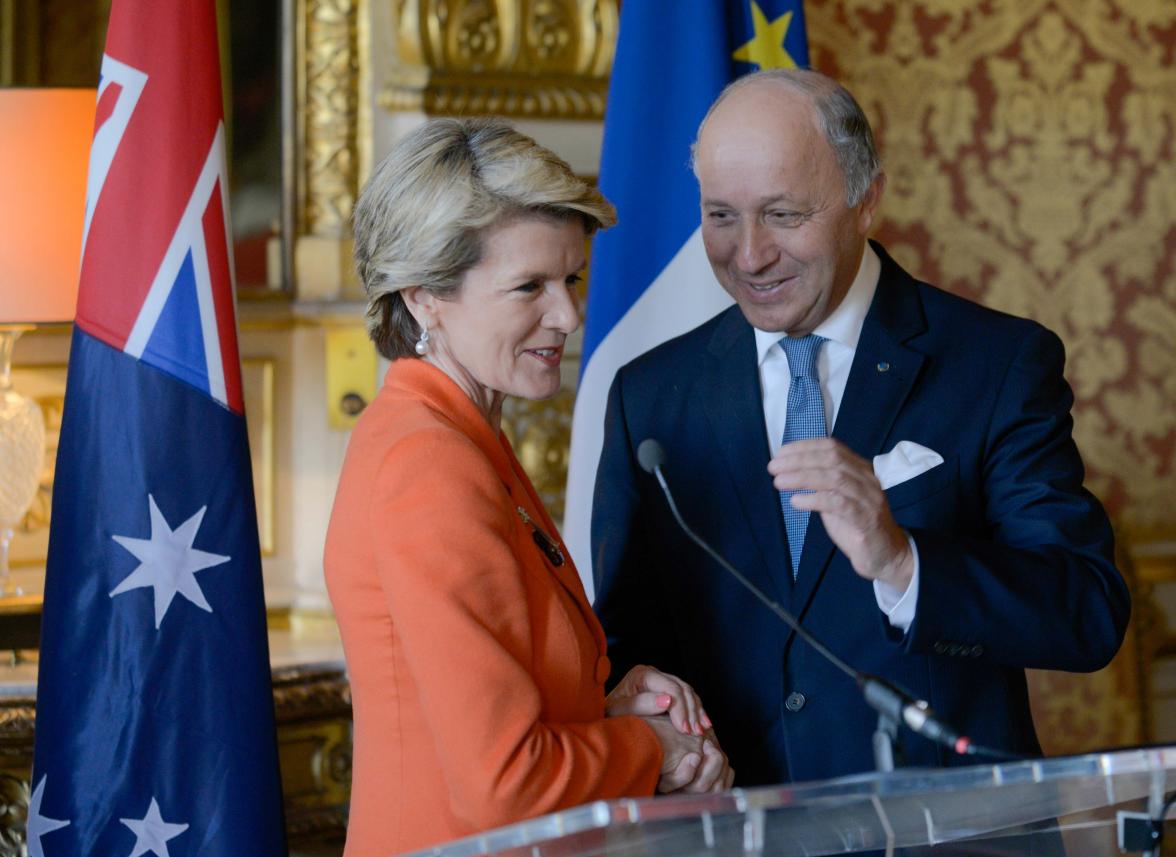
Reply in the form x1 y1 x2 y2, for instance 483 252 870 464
414 323 430 356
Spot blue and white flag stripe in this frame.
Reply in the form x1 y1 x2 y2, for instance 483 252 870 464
565 1 810 598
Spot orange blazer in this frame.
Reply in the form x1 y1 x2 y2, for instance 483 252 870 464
325 359 661 857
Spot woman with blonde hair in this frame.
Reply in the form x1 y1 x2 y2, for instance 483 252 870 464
325 118 731 857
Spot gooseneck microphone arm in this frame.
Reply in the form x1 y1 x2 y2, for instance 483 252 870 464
635 438 1017 763
637 438 859 683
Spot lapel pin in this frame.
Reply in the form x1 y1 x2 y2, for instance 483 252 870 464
877 361 891 373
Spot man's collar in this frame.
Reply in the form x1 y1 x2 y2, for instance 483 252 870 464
753 243 881 365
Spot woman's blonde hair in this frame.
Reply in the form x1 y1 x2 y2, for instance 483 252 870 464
353 117 617 359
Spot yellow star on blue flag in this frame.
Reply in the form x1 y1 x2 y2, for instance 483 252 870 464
733 0 808 70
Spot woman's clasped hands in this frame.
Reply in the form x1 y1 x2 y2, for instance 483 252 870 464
605 665 734 794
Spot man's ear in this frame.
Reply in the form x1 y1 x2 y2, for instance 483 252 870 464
856 172 886 235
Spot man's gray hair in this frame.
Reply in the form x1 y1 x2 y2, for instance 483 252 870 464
692 69 882 207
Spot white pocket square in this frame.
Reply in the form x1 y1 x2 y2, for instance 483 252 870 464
873 441 945 491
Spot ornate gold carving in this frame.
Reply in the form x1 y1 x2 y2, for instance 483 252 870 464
807 0 1176 541
294 0 366 299
383 0 617 119
0 700 35 741
272 665 352 843
0 773 28 854
279 720 352 806
303 0 362 237
0 693 36 854
272 665 353 722
501 386 575 522
284 805 349 843
328 738 353 784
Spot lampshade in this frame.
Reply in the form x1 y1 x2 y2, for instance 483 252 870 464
0 88 94 325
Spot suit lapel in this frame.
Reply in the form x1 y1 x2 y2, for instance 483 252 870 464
503 438 606 649
789 245 929 621
699 308 793 601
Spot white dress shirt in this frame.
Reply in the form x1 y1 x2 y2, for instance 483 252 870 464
753 244 919 631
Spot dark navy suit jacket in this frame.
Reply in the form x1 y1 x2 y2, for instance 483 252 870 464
592 243 1130 786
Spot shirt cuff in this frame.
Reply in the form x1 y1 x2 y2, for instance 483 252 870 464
873 534 919 632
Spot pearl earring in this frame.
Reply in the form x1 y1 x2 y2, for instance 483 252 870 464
414 324 430 356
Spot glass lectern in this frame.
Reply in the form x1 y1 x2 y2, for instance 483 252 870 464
402 746 1176 856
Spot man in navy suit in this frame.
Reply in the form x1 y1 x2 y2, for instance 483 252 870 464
592 69 1130 786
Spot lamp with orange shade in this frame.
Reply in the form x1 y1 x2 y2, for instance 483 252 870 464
0 88 93 595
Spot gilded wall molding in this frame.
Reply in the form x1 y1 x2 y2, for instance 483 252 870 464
0 695 37 850
271 665 352 843
0 701 35 742
0 773 27 853
302 0 362 237
293 0 368 299
272 665 353 722
382 0 618 119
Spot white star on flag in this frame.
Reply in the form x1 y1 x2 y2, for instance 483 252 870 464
109 494 230 629
119 797 189 857
26 775 70 857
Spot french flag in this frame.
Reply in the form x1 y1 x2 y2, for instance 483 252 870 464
564 1 810 600
30 1 286 854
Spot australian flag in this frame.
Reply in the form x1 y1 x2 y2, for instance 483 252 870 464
30 1 286 854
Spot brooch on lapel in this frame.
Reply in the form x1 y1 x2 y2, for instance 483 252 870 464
515 506 566 567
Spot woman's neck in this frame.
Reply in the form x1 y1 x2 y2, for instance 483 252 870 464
422 354 504 433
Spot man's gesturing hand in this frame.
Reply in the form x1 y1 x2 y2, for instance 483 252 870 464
768 438 914 590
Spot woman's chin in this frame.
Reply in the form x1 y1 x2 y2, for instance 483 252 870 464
512 378 563 402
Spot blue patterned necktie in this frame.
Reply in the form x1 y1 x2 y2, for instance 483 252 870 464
778 334 828 579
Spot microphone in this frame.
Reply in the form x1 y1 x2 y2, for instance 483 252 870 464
635 438 666 473
635 438 1007 762
858 675 968 755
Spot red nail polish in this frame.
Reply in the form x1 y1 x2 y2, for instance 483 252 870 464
656 693 672 708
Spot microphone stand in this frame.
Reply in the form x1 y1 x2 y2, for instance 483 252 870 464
873 713 899 773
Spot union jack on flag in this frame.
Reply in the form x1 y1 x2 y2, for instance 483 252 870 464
31 1 286 854
78 15 242 410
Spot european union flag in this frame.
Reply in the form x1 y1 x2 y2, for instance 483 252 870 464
565 0 810 596
30 1 286 853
